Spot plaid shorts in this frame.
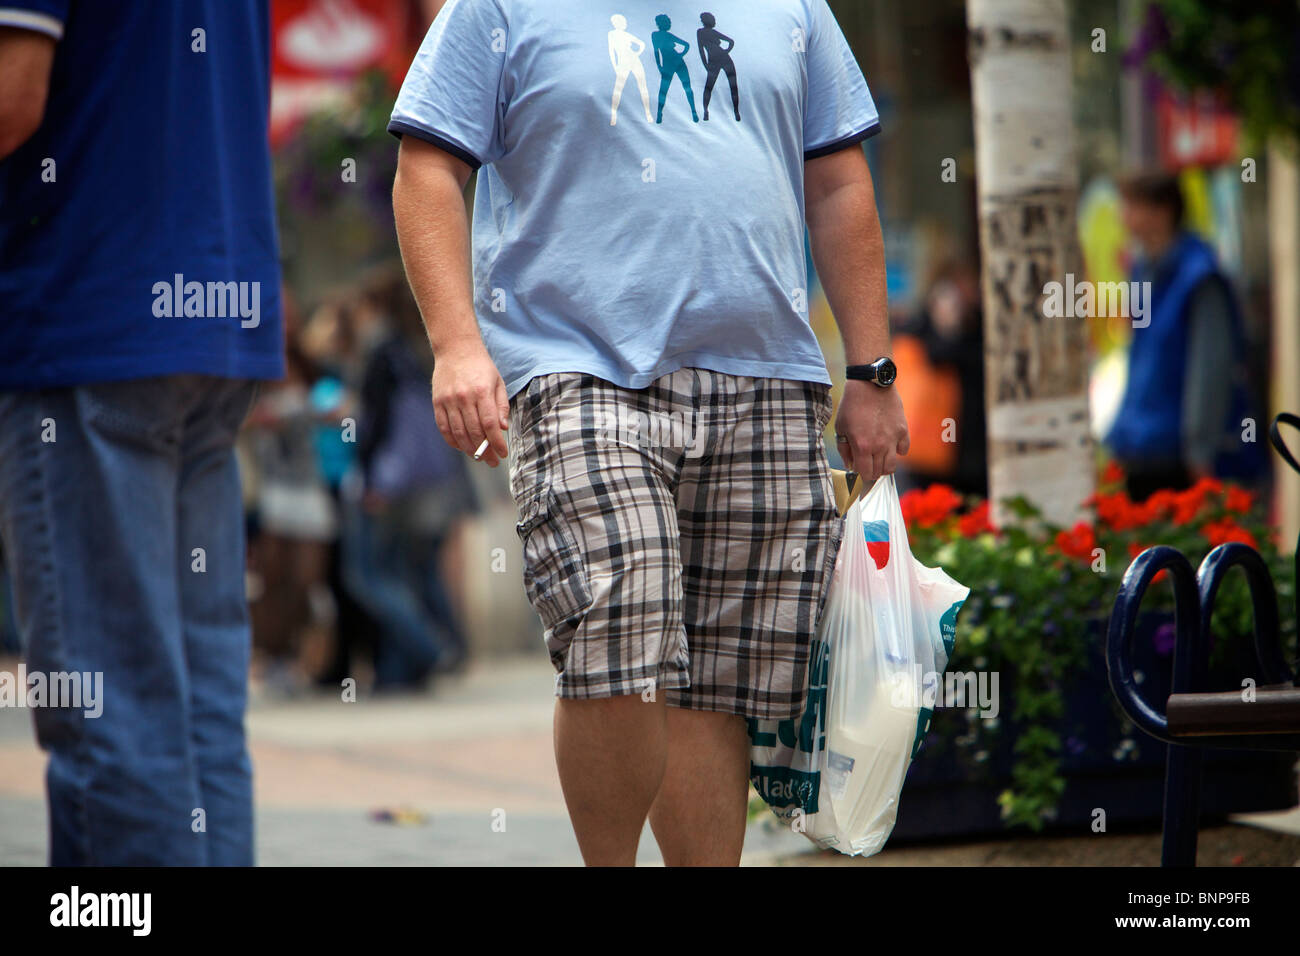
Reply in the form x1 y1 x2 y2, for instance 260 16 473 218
507 368 843 721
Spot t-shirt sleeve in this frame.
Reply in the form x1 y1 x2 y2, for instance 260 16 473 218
388 0 509 170
0 0 69 39
802 0 881 160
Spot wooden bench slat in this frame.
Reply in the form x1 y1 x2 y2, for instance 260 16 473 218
1166 686 1300 736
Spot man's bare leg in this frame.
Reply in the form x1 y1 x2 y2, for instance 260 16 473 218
647 707 750 866
554 694 667 866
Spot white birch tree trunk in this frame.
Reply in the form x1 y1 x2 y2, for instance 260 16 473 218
1268 142 1300 554
967 0 1095 526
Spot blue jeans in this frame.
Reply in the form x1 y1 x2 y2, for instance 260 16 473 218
0 563 19 654
340 490 470 687
0 375 258 865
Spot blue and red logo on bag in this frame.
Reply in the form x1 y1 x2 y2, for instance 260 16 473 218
862 519 890 569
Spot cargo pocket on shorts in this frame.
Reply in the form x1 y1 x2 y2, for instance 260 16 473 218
812 384 834 434
515 487 594 637
813 512 844 632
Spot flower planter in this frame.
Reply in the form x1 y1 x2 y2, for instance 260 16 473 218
892 613 1298 840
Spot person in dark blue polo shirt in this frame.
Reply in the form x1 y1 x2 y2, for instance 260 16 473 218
0 0 283 865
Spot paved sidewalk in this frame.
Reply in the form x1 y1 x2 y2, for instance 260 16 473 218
0 654 810 865
1 653 1296 866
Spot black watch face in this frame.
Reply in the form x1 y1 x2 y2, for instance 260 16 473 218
875 358 897 386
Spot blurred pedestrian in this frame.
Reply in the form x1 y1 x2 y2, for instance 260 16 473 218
0 1 282 865
895 259 987 497
344 276 474 690
1108 171 1264 501
298 298 380 687
242 322 337 692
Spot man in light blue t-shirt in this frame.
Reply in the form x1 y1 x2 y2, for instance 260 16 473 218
391 0 909 866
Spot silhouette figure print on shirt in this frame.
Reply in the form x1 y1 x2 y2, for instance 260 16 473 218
697 12 739 121
608 14 654 125
651 14 698 123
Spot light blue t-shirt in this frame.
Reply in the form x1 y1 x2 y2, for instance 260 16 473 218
390 0 880 397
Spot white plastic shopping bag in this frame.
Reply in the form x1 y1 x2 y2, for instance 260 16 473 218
749 474 969 856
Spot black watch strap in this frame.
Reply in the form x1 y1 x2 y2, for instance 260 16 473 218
845 357 896 386
845 363 878 382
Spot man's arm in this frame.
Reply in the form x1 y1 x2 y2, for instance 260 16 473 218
0 26 55 159
805 144 909 480
392 136 509 467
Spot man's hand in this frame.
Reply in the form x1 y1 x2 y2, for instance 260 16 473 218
0 27 55 159
432 338 510 467
835 379 909 481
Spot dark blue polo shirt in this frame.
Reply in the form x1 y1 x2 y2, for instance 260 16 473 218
0 0 284 387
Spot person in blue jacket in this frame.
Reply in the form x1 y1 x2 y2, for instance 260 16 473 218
1108 172 1263 501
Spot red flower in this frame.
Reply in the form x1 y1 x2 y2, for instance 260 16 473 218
1203 518 1257 550
899 488 924 526
1171 477 1224 523
1225 486 1254 515
1095 487 1184 529
958 501 995 538
1094 491 1142 532
1169 478 1228 525
1191 476 1225 497
1101 461 1125 486
1170 492 1202 527
1141 489 1177 522
901 484 963 529
1055 522 1097 561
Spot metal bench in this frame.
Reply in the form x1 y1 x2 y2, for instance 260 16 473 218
1106 414 1300 866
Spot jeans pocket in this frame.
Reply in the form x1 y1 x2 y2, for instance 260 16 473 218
77 378 188 451
220 379 260 433
515 487 593 636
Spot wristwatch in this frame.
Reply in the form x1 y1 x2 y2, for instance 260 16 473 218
845 357 897 388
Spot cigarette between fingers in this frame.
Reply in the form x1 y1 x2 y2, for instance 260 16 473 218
473 438 490 461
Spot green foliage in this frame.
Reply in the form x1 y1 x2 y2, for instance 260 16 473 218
1138 0 1300 145
274 70 403 304
904 470 1295 830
